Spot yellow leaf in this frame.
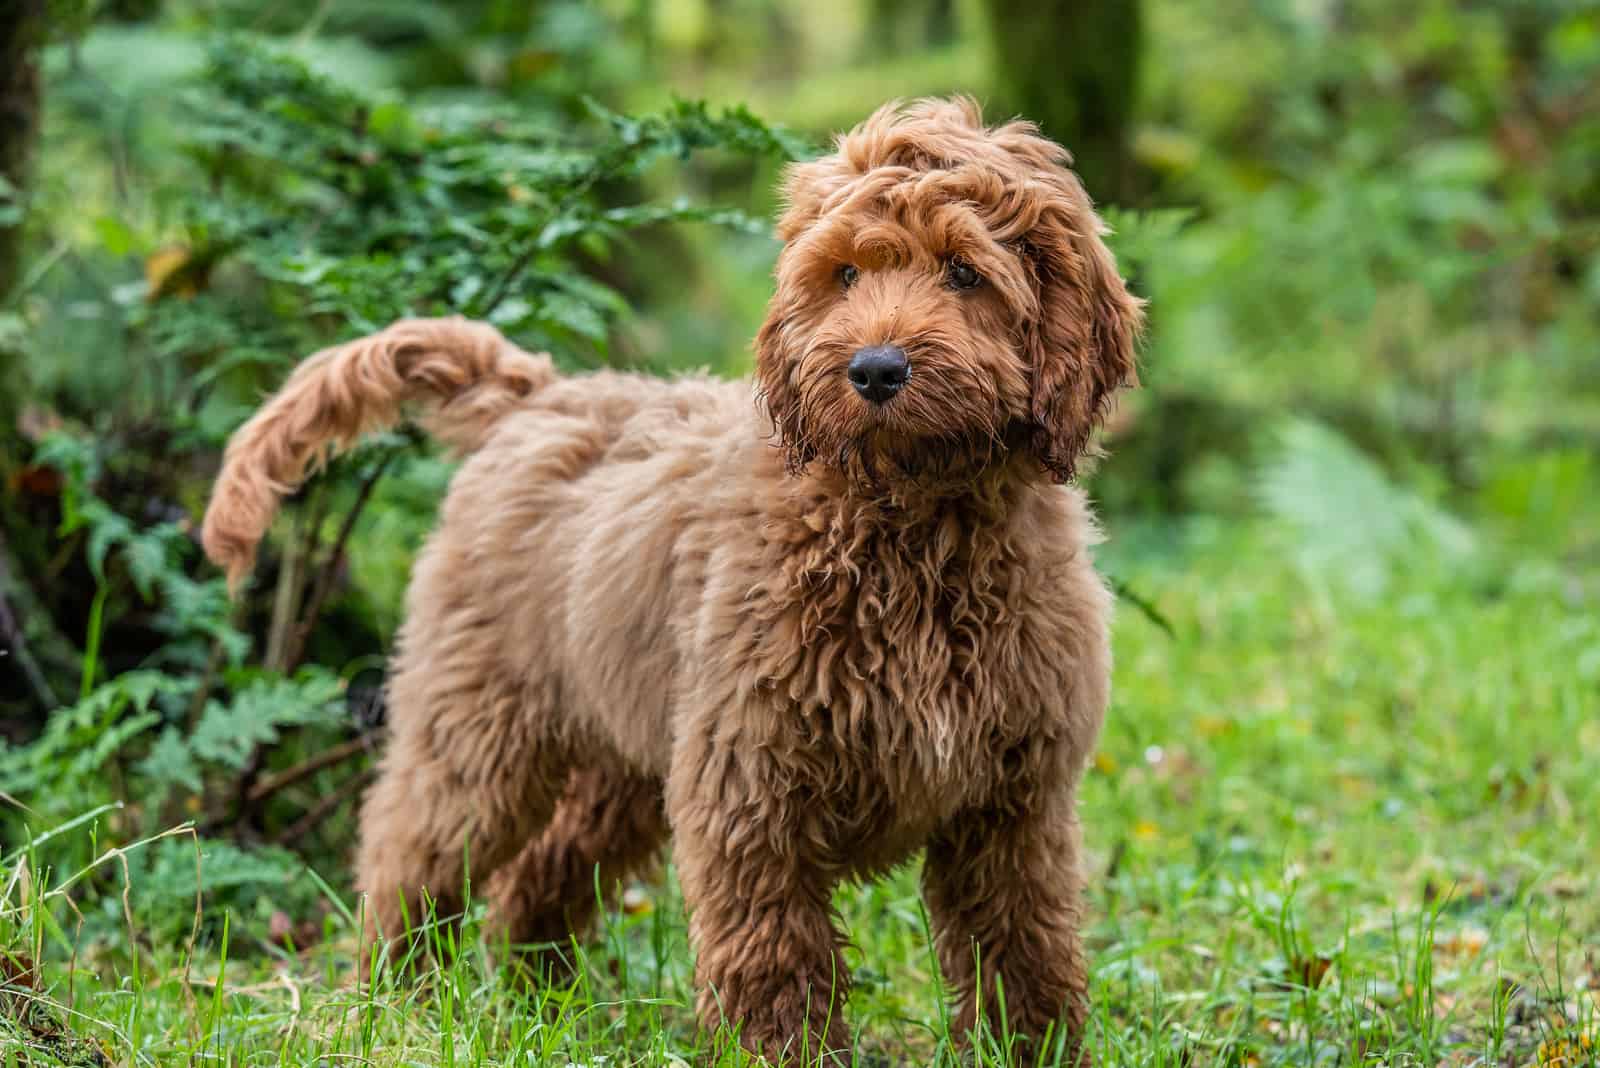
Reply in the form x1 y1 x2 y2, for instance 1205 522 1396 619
145 245 205 300
1133 819 1160 842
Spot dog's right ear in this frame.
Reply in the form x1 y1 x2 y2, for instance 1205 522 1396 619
754 299 797 464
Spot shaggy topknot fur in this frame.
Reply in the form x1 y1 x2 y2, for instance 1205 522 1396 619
202 97 1143 1065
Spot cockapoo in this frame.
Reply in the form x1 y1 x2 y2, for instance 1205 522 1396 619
203 96 1142 1064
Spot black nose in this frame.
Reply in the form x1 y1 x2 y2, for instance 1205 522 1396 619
847 345 909 403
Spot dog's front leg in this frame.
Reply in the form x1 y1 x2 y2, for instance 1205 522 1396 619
668 743 852 1064
921 779 1092 1065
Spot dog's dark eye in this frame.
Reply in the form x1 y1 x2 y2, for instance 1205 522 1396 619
839 264 860 289
946 258 981 290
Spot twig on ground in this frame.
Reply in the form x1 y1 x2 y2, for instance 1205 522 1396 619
276 971 302 1035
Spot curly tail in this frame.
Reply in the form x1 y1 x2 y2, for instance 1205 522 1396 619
202 316 555 588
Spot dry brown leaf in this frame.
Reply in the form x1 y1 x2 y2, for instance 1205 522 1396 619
1291 953 1333 990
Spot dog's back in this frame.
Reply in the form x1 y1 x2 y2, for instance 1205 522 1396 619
403 367 761 774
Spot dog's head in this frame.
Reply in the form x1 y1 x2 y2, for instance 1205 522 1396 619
756 97 1143 487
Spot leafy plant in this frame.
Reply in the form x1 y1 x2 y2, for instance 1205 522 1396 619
4 34 802 897
1256 418 1477 599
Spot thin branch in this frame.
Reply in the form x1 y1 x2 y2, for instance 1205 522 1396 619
283 451 395 673
473 168 606 321
232 485 324 830
184 642 223 731
244 735 372 805
272 768 375 847
474 241 538 321
0 600 56 710
184 600 246 733
230 451 394 836
196 734 374 836
228 744 269 837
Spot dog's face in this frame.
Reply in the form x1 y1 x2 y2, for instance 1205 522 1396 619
756 98 1143 486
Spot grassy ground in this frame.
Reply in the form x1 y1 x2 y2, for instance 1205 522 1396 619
3 518 1596 1067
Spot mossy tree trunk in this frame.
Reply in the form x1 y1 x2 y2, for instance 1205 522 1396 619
1 0 43 452
1 0 43 428
0 0 43 306
982 0 1141 203
0 0 67 722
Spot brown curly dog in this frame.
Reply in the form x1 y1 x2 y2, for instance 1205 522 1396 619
202 97 1142 1064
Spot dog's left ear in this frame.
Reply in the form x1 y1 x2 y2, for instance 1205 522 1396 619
1023 191 1144 482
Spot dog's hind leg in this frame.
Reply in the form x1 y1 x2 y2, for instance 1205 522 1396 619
484 759 667 972
353 663 572 976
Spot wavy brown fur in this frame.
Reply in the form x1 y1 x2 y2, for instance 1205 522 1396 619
202 98 1142 1066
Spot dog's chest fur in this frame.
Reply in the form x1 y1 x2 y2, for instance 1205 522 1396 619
739 474 1075 865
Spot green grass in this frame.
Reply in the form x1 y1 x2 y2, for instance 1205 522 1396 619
4 518 1597 1067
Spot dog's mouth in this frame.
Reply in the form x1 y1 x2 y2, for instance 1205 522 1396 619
837 390 1016 486
840 427 1018 489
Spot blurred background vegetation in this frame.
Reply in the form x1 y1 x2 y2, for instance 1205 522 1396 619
0 0 1597 1035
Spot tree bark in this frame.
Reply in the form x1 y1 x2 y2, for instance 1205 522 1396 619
0 0 59 722
0 0 44 304
982 0 1141 203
